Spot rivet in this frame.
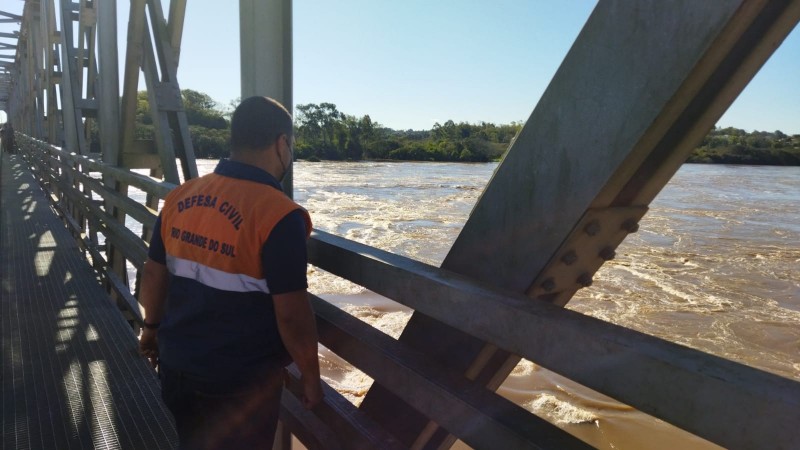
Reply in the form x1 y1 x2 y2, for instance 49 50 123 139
599 247 616 261
577 273 593 287
584 220 601 236
621 218 639 233
541 278 556 292
561 250 578 266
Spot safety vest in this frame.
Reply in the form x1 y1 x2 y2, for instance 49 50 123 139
160 172 311 293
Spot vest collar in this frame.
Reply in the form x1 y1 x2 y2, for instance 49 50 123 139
213 158 284 191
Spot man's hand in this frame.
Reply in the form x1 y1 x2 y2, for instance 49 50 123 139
138 257 168 370
139 328 159 369
274 290 323 410
301 374 324 410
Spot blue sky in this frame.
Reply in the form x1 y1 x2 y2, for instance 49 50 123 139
1 1 798 133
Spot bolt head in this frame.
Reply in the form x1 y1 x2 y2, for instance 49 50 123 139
541 278 556 292
621 219 640 233
600 247 616 261
584 220 601 236
577 273 593 287
561 250 578 265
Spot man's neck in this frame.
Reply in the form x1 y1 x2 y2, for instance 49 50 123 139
229 147 282 179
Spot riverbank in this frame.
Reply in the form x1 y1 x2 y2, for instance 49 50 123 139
686 145 800 165
298 127 800 166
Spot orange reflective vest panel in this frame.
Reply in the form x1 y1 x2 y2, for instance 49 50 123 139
160 173 311 294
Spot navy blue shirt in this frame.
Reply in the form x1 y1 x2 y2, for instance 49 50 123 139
148 159 309 381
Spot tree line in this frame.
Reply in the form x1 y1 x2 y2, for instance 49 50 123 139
687 127 800 165
293 103 518 162
120 89 800 165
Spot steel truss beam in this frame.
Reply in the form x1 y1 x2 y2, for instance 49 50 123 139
8 0 198 327
5 0 195 179
119 0 195 183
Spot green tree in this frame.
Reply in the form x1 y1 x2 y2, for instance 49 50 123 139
182 89 228 129
296 103 347 159
688 126 799 165
222 96 241 121
136 91 152 125
131 89 231 158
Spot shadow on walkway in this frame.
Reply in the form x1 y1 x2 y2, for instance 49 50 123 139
1 153 177 449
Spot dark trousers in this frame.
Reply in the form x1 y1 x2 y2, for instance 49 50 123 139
159 364 284 450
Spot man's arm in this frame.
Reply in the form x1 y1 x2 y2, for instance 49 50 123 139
138 257 170 368
263 209 322 409
273 290 323 409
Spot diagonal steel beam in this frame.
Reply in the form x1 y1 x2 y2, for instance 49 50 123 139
166 0 187 66
0 10 23 21
145 0 197 180
58 0 88 153
40 0 61 144
118 0 196 182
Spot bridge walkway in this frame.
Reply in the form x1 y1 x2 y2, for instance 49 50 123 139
1 153 177 449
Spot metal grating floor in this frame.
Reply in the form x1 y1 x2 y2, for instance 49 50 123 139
1 154 178 449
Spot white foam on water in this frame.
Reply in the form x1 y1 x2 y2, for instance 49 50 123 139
338 304 411 339
527 394 600 425
308 268 365 295
318 347 373 406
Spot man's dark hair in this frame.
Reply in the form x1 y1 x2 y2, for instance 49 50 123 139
230 96 292 152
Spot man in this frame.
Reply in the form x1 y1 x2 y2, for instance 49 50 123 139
1 122 15 154
139 96 322 449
